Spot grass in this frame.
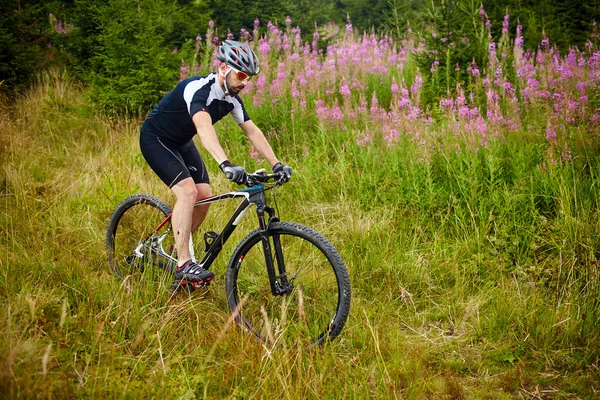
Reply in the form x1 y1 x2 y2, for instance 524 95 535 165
0 69 599 399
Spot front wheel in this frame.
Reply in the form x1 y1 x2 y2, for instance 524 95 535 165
225 222 351 346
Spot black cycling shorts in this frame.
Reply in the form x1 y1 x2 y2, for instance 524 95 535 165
140 130 210 188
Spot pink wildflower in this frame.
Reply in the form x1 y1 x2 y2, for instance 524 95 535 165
340 85 351 97
546 126 557 142
356 134 372 147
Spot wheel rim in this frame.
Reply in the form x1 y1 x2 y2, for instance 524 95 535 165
231 232 342 346
109 201 175 281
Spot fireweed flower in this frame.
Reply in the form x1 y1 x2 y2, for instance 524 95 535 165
180 61 190 80
411 75 423 94
252 74 267 104
546 126 557 142
253 19 260 38
515 24 524 47
259 40 270 54
456 91 466 108
340 84 351 97
186 18 598 156
503 14 510 34
385 129 400 146
440 98 455 111
346 21 353 36
315 99 329 121
468 61 481 78
356 134 372 146
541 36 550 49
408 106 422 120
398 88 410 109
331 102 344 121
370 92 381 116
291 81 300 98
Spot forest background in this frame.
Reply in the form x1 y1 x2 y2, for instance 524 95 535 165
3 0 600 109
1 0 600 398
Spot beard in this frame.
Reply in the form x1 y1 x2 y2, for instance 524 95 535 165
225 73 245 95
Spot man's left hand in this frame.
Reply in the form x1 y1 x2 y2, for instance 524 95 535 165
272 162 292 183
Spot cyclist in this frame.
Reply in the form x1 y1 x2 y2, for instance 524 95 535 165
139 40 292 286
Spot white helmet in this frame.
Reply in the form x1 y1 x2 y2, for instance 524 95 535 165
217 40 260 76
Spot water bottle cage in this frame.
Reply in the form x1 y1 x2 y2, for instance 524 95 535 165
204 231 218 252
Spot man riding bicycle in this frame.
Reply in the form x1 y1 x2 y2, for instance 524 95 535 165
139 40 292 287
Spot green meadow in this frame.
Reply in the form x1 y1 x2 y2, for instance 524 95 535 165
2 12 600 396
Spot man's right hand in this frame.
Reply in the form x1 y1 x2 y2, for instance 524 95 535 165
219 160 247 184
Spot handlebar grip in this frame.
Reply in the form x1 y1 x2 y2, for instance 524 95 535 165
225 171 232 180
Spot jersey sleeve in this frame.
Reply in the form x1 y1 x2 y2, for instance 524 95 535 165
230 95 251 124
189 85 211 119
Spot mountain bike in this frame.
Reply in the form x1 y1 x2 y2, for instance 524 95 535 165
105 170 351 346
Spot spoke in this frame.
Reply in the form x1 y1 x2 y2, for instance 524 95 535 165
231 230 343 346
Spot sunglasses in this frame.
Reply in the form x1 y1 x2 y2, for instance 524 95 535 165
228 66 252 81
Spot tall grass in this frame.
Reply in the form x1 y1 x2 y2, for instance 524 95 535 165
1 21 600 399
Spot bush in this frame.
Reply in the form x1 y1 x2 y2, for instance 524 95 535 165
50 0 212 114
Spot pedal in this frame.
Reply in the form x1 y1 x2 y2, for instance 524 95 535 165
170 277 212 293
203 231 218 251
170 280 195 294
191 276 213 288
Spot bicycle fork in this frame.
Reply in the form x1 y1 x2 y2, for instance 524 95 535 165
257 204 293 296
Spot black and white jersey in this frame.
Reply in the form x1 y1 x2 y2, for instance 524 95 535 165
142 73 251 144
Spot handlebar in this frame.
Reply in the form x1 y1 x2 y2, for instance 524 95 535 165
245 169 286 187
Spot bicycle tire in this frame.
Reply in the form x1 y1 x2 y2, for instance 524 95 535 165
225 222 351 346
106 194 174 279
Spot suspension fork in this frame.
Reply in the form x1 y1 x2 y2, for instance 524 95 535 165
257 203 292 296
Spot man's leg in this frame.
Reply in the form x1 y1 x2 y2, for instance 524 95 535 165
171 179 214 284
191 183 212 233
139 134 213 283
171 177 198 267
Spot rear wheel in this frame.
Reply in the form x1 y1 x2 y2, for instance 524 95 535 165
225 222 351 346
106 194 175 280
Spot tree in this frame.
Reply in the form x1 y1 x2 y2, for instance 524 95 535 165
48 0 212 113
481 0 600 51
0 0 52 93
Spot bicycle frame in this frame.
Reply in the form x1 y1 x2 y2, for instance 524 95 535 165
143 182 292 296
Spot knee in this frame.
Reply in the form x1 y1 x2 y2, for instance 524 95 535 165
196 184 212 201
173 180 198 201
196 187 212 212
